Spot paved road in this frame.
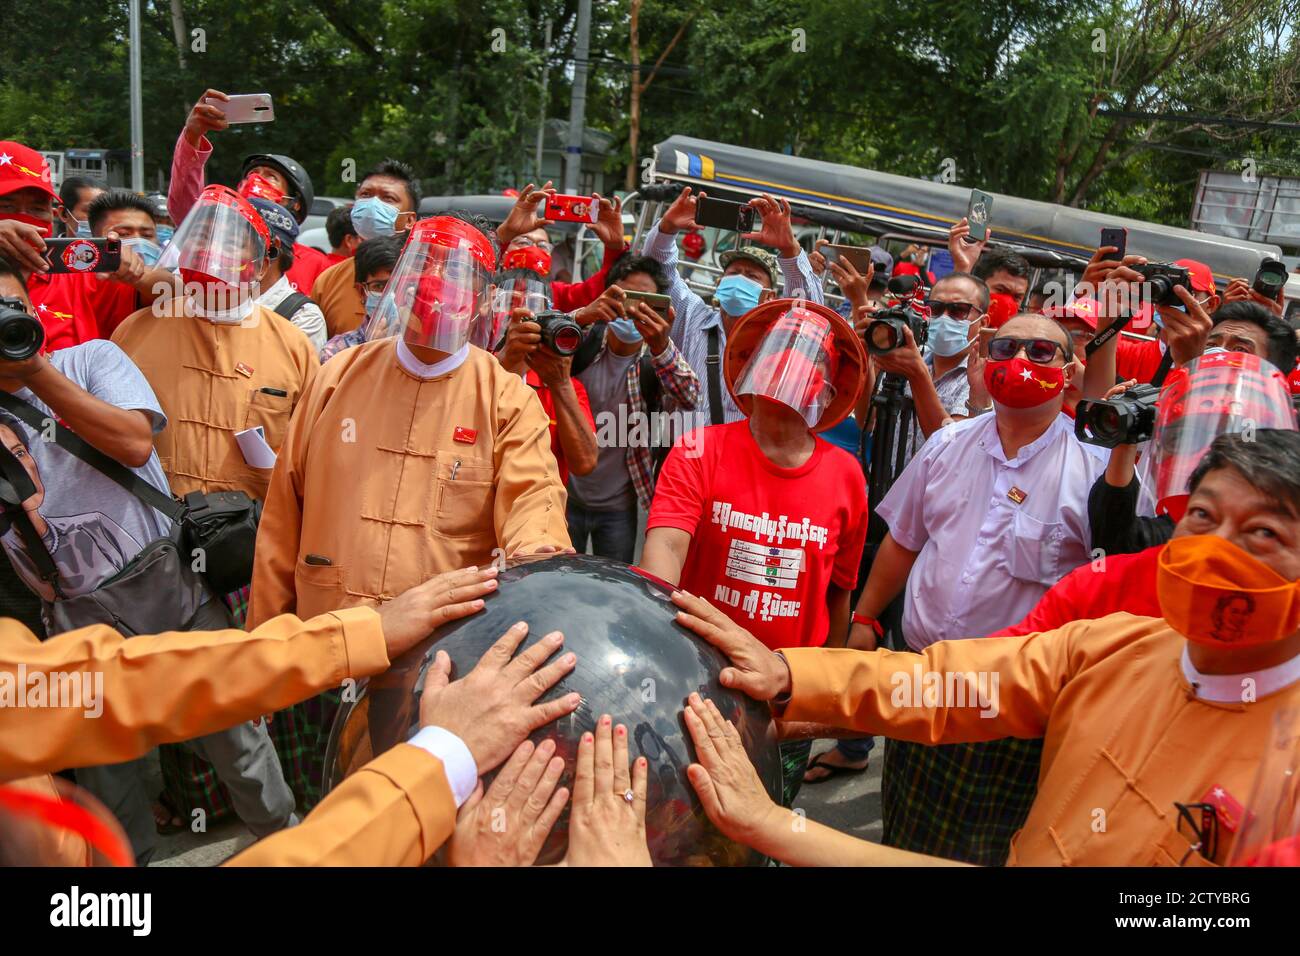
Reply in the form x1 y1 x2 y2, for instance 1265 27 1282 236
153 737 885 866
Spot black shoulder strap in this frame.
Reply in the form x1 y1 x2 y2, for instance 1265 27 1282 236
272 291 313 320
1149 347 1175 389
705 326 724 426
569 321 607 377
4 507 64 599
639 349 662 414
0 392 184 523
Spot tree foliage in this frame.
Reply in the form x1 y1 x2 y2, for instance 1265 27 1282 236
1 0 1297 226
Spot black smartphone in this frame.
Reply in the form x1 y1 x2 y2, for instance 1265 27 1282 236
695 196 756 233
966 189 994 242
43 237 122 274
1253 257 1288 300
1100 227 1128 259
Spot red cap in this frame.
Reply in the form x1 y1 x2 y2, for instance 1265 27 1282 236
1043 297 1100 331
0 141 57 201
683 231 705 259
1173 258 1216 295
408 216 498 272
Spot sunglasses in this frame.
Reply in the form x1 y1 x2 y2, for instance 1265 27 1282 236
988 336 1068 364
926 300 977 322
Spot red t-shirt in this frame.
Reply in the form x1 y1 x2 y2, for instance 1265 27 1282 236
525 369 595 486
1116 337 1165 384
286 243 333 295
646 420 869 650
992 544 1163 637
28 271 141 352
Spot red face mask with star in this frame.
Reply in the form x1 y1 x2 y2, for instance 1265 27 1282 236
983 356 1065 408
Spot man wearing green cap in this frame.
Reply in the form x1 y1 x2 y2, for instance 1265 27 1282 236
643 191 823 426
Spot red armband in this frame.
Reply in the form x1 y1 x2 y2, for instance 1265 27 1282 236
852 613 884 638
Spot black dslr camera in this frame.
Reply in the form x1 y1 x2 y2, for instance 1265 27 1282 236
0 296 43 362
1133 263 1192 307
864 275 930 354
1074 383 1161 448
533 309 583 357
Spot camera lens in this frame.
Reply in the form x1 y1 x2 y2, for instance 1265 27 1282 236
1092 405 1122 443
551 326 581 355
0 308 44 362
867 320 900 353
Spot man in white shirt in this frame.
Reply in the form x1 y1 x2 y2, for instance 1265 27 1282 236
848 312 1106 865
250 198 327 349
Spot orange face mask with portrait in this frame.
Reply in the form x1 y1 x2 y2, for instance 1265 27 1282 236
1157 535 1300 647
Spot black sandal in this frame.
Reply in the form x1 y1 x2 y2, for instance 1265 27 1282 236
153 793 185 835
802 755 869 785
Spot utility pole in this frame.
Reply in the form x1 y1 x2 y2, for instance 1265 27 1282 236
129 0 144 193
534 17 552 181
626 0 641 191
563 0 592 193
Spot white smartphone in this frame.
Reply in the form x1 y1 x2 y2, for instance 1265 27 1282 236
207 93 275 124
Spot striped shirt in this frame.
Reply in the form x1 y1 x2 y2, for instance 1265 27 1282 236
642 221 824 428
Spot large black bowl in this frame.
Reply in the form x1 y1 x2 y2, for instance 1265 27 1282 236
324 554 781 865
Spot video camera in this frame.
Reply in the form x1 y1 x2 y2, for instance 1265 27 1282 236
0 296 44 362
1133 263 1192 308
533 310 583 357
864 274 930 354
1074 383 1161 448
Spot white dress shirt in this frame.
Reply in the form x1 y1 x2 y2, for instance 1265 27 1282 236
878 413 1107 651
257 273 328 349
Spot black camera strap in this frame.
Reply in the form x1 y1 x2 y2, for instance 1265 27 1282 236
1083 310 1134 359
706 326 724 426
0 392 185 525
0 443 64 598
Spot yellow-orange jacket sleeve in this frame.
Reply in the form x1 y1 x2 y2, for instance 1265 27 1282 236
493 373 572 555
225 743 456 866
780 620 1112 745
0 607 387 781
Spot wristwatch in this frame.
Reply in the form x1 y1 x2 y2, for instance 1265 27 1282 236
851 612 884 638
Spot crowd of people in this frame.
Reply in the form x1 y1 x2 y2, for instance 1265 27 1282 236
2 83 1300 868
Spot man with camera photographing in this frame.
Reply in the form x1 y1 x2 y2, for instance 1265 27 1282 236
0 255 298 862
1089 300 1299 557
642 188 824 427
0 142 178 352
493 274 599 485
848 311 1109 864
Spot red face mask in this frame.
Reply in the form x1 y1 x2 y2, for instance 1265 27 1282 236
237 173 286 204
4 212 53 238
503 246 551 277
986 292 1020 329
983 356 1065 408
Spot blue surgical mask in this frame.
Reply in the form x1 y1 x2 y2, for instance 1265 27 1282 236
1203 346 1228 356
715 274 763 317
609 317 642 344
351 197 400 241
74 219 92 238
927 316 971 357
156 225 174 246
122 237 161 267
364 289 383 318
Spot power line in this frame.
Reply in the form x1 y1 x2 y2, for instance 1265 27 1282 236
1097 108 1300 132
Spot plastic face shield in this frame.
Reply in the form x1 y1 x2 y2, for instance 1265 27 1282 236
733 305 838 428
365 235 490 355
486 275 552 350
159 185 268 291
1146 351 1297 519
0 779 134 867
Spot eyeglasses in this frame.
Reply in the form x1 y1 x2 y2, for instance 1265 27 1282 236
925 300 977 322
361 279 389 294
988 336 1068 364
515 237 554 254
1174 801 1219 864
